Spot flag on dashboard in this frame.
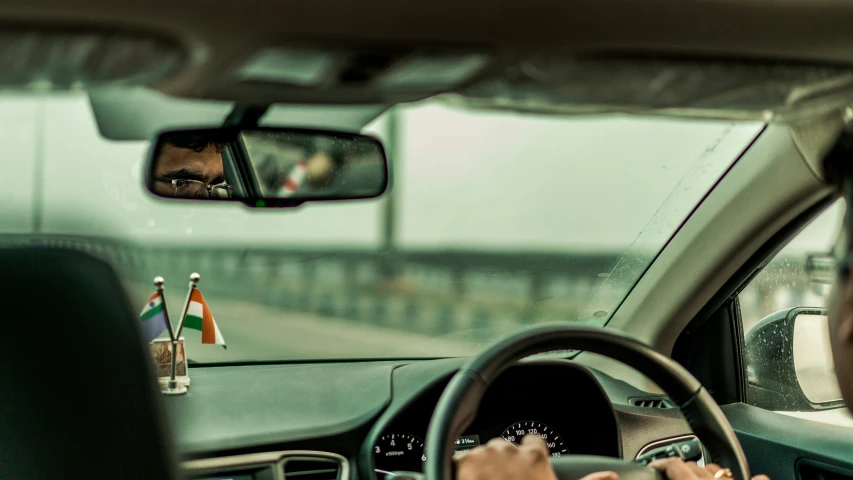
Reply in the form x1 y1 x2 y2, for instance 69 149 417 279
139 291 169 343
183 288 226 348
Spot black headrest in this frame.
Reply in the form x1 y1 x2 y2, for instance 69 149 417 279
0 247 178 479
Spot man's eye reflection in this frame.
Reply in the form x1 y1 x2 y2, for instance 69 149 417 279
151 138 226 199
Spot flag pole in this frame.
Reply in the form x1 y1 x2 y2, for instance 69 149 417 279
175 272 200 340
155 276 186 396
154 276 176 342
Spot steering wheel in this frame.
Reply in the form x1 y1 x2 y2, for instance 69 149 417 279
424 324 750 480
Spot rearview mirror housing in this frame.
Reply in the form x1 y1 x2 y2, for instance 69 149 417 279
145 126 389 207
744 307 843 411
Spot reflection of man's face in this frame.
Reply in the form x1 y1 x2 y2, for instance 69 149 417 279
152 143 225 198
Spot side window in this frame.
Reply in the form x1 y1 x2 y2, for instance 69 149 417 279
739 200 846 415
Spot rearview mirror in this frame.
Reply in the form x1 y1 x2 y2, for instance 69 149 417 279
744 307 843 411
145 127 388 207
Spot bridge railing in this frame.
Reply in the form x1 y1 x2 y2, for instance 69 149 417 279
0 234 823 340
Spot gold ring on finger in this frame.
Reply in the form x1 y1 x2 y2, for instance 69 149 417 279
714 468 733 479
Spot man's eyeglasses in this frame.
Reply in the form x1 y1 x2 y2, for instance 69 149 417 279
156 178 233 199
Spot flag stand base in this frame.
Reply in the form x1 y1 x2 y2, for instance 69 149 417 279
158 375 190 389
162 379 187 395
150 337 190 392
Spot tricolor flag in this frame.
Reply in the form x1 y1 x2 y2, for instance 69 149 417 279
139 291 169 343
183 288 226 348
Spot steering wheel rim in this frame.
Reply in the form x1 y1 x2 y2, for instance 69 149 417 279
424 324 750 480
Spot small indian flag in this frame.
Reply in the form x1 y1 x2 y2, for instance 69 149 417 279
140 291 169 343
183 288 226 348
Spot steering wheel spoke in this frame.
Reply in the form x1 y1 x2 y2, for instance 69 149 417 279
551 456 664 480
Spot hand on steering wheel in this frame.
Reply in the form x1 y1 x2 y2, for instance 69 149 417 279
649 458 769 480
455 434 617 480
455 437 771 480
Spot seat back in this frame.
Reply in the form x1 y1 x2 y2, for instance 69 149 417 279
0 247 178 479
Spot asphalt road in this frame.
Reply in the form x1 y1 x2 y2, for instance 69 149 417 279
130 283 483 363
185 298 483 363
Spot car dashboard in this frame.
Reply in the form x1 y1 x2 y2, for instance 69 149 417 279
176 357 704 480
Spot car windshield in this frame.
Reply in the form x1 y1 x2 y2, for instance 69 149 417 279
0 92 764 362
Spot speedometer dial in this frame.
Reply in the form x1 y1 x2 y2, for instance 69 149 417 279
501 421 568 457
373 433 426 476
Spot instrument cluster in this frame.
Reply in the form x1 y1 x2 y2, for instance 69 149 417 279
374 421 570 475
372 362 620 477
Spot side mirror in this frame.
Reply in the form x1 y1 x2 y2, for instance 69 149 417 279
744 307 843 411
145 126 389 207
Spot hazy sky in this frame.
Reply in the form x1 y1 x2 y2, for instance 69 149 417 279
0 92 837 254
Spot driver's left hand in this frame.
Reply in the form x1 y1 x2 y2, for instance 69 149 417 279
455 434 619 480
649 457 769 480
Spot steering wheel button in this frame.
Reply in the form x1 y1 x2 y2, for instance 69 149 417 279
634 447 669 465
676 439 702 461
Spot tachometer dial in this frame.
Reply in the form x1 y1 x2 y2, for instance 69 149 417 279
501 421 568 457
373 433 426 476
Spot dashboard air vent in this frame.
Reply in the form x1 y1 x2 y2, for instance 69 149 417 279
630 397 674 409
283 457 342 480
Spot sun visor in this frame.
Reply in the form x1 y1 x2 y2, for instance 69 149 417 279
89 87 231 140
88 87 390 140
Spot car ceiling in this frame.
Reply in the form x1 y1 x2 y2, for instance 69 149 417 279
10 0 853 137
8 0 853 66
6 1 853 94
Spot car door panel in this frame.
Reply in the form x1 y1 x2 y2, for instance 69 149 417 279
723 403 853 480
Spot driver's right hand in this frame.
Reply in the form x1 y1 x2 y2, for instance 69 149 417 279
455 434 618 480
